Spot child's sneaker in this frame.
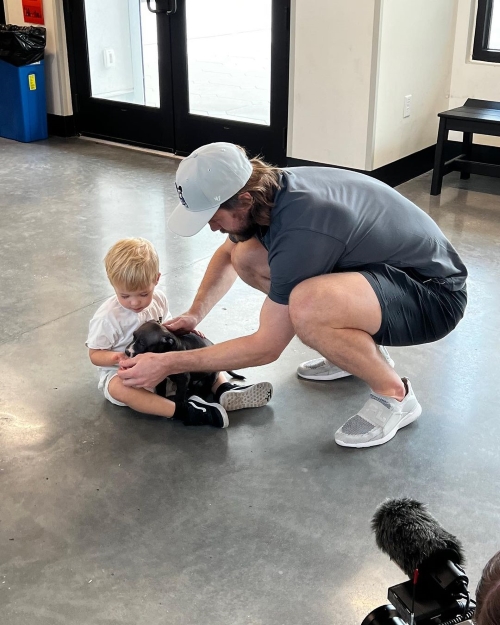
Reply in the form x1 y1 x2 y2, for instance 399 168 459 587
183 396 229 428
297 345 395 381
334 378 421 448
216 382 273 411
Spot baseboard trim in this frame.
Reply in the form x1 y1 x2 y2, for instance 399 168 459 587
370 145 437 187
287 143 467 188
47 114 77 138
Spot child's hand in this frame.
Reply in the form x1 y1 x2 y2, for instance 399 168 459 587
115 352 129 366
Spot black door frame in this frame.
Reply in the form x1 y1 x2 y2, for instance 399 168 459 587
170 0 290 163
63 0 176 152
62 0 290 164
0 0 6 25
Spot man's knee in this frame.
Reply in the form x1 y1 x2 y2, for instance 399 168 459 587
289 273 381 337
289 279 325 335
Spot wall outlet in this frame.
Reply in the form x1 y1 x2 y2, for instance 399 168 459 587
403 94 412 118
103 48 116 69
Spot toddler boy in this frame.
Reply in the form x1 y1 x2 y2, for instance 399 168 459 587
86 238 273 427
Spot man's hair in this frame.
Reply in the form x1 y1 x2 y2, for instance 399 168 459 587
220 147 281 226
475 550 500 625
104 238 159 290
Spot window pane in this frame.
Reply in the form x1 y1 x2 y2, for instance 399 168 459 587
84 0 160 108
186 0 272 126
488 0 500 50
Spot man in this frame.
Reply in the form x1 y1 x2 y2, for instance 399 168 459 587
118 142 467 448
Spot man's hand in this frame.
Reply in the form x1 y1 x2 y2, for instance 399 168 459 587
117 353 171 388
164 313 200 336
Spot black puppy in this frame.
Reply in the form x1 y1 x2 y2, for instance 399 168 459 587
125 320 244 404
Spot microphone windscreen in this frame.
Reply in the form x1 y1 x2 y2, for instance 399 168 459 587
371 498 464 578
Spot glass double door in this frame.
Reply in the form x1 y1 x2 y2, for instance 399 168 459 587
66 0 290 163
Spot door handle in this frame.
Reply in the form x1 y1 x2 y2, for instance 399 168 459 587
146 0 177 14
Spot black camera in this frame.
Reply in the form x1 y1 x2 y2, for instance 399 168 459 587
361 559 475 625
362 499 476 625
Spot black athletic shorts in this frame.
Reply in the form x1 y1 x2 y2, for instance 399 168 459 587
354 264 467 347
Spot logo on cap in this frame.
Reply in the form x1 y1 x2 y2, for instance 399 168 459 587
176 183 189 208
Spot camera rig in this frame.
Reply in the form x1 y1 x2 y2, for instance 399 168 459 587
362 558 476 625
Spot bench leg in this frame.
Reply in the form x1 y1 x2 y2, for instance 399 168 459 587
460 131 473 180
431 118 448 195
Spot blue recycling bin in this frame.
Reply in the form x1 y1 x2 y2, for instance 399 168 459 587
0 58 48 142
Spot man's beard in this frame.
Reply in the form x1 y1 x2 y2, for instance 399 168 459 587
221 214 260 242
225 223 259 242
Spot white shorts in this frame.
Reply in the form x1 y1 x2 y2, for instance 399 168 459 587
101 372 176 407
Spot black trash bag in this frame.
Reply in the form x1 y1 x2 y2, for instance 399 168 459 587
0 24 46 67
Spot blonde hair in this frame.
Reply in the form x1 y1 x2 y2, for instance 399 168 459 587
476 550 500 625
220 148 282 226
104 238 159 290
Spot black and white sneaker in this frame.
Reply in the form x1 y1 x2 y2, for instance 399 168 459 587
217 382 273 411
184 396 229 428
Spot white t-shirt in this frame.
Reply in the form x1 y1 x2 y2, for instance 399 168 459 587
86 288 171 389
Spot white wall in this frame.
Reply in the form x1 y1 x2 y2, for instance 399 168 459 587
371 0 457 169
5 0 73 116
449 0 500 147
287 0 378 170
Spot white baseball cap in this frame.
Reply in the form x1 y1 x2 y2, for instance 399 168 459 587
168 142 253 237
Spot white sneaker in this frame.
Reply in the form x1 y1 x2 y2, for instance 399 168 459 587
218 382 273 411
334 378 421 448
297 346 395 381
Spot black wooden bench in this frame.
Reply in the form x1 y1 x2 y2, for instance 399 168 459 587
430 99 500 195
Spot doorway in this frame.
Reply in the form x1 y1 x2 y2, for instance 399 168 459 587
64 0 290 164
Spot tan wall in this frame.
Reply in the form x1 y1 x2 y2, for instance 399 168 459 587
371 0 457 169
287 0 377 170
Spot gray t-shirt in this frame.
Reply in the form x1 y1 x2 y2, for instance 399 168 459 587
256 167 467 305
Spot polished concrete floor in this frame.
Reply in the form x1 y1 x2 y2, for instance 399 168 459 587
1 137 499 625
